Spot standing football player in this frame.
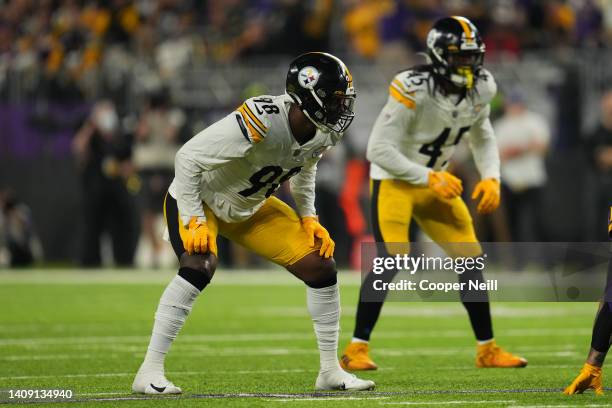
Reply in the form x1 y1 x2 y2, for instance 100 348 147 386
563 207 612 395
340 16 527 371
132 52 374 394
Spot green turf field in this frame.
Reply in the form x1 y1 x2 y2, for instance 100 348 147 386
1 270 610 407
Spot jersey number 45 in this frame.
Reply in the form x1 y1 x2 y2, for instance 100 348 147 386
419 126 470 167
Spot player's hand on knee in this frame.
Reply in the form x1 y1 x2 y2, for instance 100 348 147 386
301 216 335 259
184 217 215 255
471 178 500 214
428 171 463 199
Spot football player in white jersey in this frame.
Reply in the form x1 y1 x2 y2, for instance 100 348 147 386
132 52 374 394
340 17 527 371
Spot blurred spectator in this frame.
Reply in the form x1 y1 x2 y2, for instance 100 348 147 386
343 0 393 60
482 0 521 58
495 90 551 242
0 189 42 267
2 0 612 267
204 0 269 62
72 100 137 266
1 0 610 99
339 156 370 269
585 90 612 240
133 89 184 267
573 0 604 47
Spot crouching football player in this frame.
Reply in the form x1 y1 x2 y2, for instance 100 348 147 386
563 208 612 395
340 16 527 371
132 52 374 394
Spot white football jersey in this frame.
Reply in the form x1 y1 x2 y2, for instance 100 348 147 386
368 68 500 185
169 94 342 224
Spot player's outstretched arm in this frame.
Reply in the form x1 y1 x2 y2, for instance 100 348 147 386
290 160 318 220
290 161 335 259
565 300 612 395
564 361 604 395
468 105 501 213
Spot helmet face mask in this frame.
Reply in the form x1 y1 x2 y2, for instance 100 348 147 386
322 92 355 133
447 50 484 89
286 52 356 134
426 16 485 90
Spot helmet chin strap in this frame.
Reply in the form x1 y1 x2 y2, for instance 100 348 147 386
287 91 328 133
302 109 330 134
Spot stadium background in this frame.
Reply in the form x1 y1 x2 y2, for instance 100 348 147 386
1 0 612 269
2 1 612 406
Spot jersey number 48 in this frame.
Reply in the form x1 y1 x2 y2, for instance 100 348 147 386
239 166 303 198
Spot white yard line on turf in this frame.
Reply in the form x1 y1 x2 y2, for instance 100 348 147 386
0 368 317 380
0 328 591 347
381 401 516 406
0 346 582 362
0 363 584 382
268 397 390 402
0 342 580 354
0 270 362 286
257 305 595 318
509 405 612 408
0 332 308 346
76 392 127 396
0 349 317 361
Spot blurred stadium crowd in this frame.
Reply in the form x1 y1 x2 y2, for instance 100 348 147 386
2 0 612 268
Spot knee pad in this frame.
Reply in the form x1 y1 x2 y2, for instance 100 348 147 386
306 258 338 288
178 253 217 291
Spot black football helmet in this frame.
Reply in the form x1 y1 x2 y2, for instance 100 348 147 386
426 16 485 89
286 52 356 133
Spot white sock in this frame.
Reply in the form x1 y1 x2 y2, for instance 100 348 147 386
351 337 368 344
477 338 495 345
306 283 342 373
140 276 200 374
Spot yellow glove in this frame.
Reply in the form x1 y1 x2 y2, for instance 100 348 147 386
428 171 463 199
471 178 500 214
563 363 604 395
301 216 335 259
183 217 217 255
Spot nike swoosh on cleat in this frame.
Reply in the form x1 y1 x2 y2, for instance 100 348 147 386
340 383 346 390
149 384 166 393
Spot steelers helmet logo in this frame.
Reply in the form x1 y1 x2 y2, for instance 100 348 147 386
298 66 320 89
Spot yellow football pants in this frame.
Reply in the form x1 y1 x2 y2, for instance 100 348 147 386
164 194 320 267
371 179 482 257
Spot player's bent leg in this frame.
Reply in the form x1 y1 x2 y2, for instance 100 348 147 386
340 265 400 372
287 253 375 391
456 264 525 368
341 179 413 372
416 196 526 368
458 261 527 368
342 255 402 372
221 198 373 390
132 252 217 394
